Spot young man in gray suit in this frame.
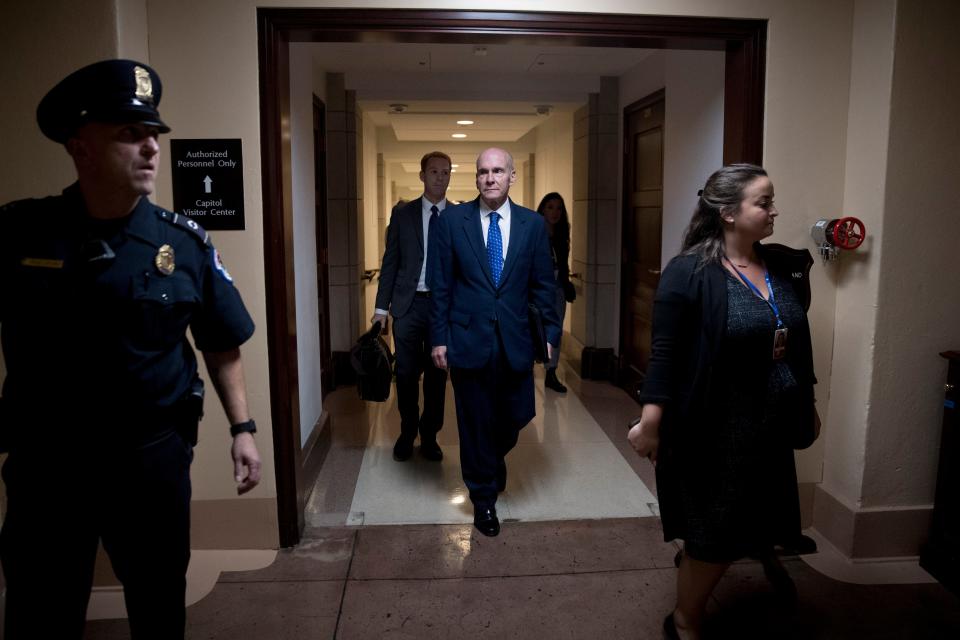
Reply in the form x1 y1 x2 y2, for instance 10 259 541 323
373 151 452 462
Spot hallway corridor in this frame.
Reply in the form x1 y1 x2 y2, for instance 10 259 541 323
85 363 960 639
306 362 657 528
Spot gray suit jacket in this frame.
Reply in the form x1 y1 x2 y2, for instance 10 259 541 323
375 197 430 319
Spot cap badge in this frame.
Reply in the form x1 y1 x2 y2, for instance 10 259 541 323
155 244 175 276
134 66 154 103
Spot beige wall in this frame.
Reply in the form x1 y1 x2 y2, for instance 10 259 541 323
4 0 958 557
141 4 277 507
0 0 120 203
618 49 726 262
864 0 960 507
362 111 380 324
116 0 149 61
289 44 325 447
534 111 575 209
820 0 896 516
534 111 575 333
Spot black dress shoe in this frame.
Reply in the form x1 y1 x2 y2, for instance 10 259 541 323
663 613 680 640
473 507 500 537
393 435 414 461
420 439 443 462
545 369 567 393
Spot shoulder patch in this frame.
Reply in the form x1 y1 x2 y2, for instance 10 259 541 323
212 247 234 283
155 208 210 246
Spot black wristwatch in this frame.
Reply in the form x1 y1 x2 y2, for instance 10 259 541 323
230 419 257 437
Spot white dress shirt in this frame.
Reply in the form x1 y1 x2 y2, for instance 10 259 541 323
374 196 445 317
479 199 510 260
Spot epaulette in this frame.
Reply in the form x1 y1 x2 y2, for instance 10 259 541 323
0 198 40 216
155 208 211 246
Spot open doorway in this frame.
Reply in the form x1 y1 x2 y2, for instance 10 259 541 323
258 9 765 547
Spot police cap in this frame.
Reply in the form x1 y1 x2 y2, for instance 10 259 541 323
36 59 171 143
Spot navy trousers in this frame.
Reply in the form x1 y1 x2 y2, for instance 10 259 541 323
450 333 535 508
1 430 193 639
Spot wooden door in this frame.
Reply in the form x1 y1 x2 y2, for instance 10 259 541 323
620 90 664 399
313 96 333 398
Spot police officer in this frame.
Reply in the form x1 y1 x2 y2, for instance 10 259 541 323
0 60 261 639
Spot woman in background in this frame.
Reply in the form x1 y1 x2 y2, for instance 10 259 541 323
628 164 820 639
536 193 576 393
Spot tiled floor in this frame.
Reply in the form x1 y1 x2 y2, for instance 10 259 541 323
336 366 656 526
84 362 960 639
85 518 960 639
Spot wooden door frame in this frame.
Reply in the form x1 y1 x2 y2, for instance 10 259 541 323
258 8 766 547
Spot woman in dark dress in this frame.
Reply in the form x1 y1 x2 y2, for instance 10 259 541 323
536 192 575 393
627 164 820 639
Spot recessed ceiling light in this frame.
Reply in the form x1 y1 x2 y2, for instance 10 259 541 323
456 120 474 125
451 164 459 168
451 133 467 138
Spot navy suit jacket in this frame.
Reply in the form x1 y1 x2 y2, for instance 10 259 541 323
429 197 561 371
375 197 428 319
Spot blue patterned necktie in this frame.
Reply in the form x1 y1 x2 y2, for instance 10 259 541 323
487 211 504 287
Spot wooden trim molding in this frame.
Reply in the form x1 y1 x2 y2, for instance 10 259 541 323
299 410 332 514
724 23 767 163
258 12 301 547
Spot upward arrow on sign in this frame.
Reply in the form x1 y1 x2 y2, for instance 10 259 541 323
203 176 213 193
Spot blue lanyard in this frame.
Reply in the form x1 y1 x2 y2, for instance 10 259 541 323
725 257 784 328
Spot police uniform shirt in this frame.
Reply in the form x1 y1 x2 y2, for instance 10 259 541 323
0 184 254 443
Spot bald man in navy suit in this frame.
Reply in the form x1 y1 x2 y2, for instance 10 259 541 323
429 148 560 536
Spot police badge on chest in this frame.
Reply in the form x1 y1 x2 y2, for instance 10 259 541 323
155 244 175 276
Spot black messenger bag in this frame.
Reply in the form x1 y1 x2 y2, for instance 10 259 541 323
350 321 395 402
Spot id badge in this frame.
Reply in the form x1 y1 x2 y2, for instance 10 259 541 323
773 327 788 360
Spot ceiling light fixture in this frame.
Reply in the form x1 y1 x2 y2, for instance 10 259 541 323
456 120 475 125
451 133 467 138
451 164 459 168
388 103 407 113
